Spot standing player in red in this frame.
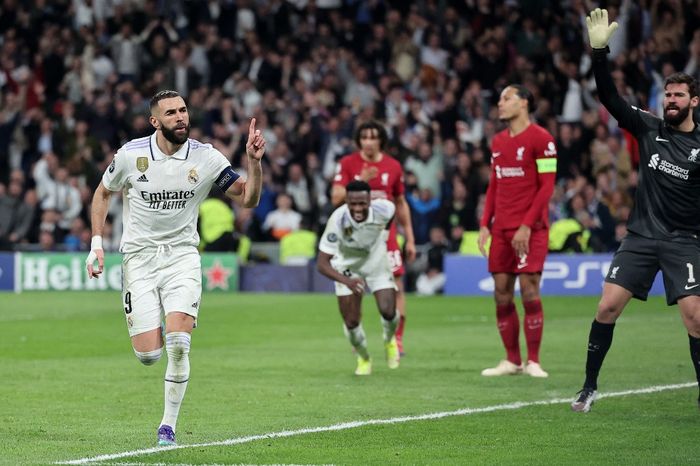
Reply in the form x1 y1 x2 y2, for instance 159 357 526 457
477 84 557 378
332 120 416 355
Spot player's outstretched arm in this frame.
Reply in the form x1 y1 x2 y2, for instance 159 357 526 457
586 8 643 131
86 182 112 279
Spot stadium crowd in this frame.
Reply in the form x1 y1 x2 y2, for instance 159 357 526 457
0 0 698 268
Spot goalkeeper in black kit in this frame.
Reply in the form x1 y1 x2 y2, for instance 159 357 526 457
572 9 700 413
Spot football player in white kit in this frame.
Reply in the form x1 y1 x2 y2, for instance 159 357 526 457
317 180 400 375
85 90 265 446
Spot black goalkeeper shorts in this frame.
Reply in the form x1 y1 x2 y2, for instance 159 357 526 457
605 232 700 305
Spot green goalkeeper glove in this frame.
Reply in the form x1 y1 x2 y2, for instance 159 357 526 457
586 8 619 49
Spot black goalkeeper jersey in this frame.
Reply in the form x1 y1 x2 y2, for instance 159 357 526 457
593 49 700 240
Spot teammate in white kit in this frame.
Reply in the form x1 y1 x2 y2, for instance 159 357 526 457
317 180 400 375
85 90 265 446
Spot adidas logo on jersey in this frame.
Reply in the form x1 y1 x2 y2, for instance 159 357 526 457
137 174 149 182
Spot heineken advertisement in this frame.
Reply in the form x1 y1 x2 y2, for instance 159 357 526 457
18 252 238 292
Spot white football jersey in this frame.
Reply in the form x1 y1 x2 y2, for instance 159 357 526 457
319 198 395 275
102 133 238 253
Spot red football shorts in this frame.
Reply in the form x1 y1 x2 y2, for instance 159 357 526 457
386 222 404 276
488 227 549 274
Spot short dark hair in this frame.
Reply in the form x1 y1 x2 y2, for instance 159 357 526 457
509 84 535 113
665 72 699 98
346 179 371 194
353 120 388 150
150 90 182 110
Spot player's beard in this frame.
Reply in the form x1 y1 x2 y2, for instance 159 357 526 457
161 123 190 145
663 103 690 127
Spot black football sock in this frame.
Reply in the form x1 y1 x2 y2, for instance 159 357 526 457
688 334 700 400
583 320 615 390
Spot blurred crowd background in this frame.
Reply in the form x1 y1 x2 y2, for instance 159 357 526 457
0 0 698 279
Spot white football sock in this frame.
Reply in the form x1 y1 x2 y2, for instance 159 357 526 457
344 324 370 360
160 332 191 431
381 311 400 342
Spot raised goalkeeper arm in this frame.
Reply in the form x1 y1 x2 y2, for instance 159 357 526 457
586 8 645 133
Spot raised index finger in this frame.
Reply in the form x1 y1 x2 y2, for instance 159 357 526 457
248 118 257 138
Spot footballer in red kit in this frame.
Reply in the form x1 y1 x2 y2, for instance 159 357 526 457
484 123 557 273
478 85 557 378
332 120 416 354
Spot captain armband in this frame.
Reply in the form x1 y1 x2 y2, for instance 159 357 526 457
536 158 557 174
215 166 240 191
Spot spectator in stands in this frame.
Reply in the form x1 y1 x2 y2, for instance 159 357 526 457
99 217 118 253
285 162 313 223
199 191 237 252
110 22 144 83
343 64 379 110
33 152 59 204
34 118 62 161
556 123 586 181
0 178 33 250
582 182 617 252
439 178 478 234
420 32 449 74
319 116 354 181
20 189 40 245
589 123 615 176
304 152 329 221
407 187 441 245
404 141 444 199
262 192 301 240
63 217 88 252
34 161 82 233
415 226 449 296
0 92 22 184
39 230 57 252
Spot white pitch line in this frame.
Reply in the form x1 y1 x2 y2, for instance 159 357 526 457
57 381 697 465
92 463 331 466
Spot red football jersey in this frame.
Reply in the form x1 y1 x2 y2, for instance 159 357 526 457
333 152 405 201
480 124 557 231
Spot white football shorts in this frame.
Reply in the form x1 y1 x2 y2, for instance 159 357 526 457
333 259 397 297
121 246 201 337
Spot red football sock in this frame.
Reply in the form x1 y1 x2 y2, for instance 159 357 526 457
395 314 405 338
395 315 405 352
496 303 521 365
523 299 544 363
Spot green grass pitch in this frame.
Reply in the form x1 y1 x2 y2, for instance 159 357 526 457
0 292 698 465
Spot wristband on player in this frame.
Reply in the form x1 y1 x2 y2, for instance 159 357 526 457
91 235 103 250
